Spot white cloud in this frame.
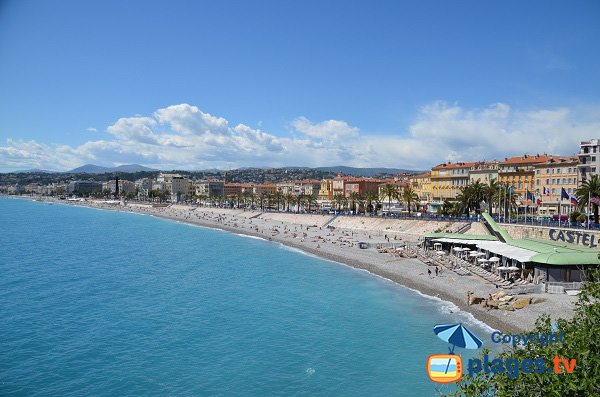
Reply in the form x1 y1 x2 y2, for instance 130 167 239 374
1 101 599 172
86 127 97 132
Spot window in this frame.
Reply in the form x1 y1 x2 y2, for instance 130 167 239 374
536 170 540 175
593 167 597 173
546 169 550 174
593 156 597 162
518 182 522 189
552 188 556 195
536 179 540 185
546 179 549 184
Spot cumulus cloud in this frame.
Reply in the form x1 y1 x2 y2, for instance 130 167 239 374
1 101 599 172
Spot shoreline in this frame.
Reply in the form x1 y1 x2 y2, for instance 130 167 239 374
10 196 578 333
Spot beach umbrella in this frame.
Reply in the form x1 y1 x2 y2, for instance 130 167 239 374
488 257 500 262
469 252 478 257
435 251 446 255
462 248 471 251
452 247 462 252
507 266 519 271
477 258 488 263
433 323 483 373
434 323 483 351
475 252 486 257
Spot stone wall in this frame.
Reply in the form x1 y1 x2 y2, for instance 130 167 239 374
498 223 600 249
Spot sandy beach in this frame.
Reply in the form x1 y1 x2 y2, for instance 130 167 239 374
30 197 577 333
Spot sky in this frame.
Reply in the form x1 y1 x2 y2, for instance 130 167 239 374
0 0 599 172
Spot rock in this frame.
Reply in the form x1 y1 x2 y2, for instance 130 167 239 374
487 299 501 309
499 296 513 302
499 304 515 311
512 298 533 309
492 291 507 300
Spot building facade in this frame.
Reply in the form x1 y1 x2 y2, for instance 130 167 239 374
498 155 549 208
534 156 579 217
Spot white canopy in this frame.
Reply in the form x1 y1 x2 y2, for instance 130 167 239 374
489 257 500 262
432 238 536 263
477 258 488 263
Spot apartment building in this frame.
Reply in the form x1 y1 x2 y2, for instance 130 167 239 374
534 156 579 216
577 138 600 183
409 172 432 212
469 161 499 185
430 162 477 203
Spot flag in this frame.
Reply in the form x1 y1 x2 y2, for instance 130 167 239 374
591 197 600 205
561 188 569 201
543 187 550 195
571 196 578 205
526 190 534 201
536 198 542 205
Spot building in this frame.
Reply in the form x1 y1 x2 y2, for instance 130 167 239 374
577 138 600 183
534 156 579 217
223 183 244 196
378 178 409 213
135 178 154 198
425 213 599 289
318 179 334 202
297 180 322 197
250 183 275 196
498 154 550 211
430 162 477 210
469 161 499 185
409 172 432 212
195 180 225 198
103 179 136 195
156 173 190 202
67 181 103 195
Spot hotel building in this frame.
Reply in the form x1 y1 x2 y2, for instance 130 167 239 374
430 162 477 208
498 155 549 207
534 156 579 217
409 172 432 212
469 161 499 185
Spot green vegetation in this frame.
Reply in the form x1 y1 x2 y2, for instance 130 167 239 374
576 174 600 223
445 267 600 396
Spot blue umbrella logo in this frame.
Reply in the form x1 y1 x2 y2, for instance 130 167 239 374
434 323 483 353
433 323 483 376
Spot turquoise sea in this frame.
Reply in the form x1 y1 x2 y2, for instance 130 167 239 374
0 198 494 396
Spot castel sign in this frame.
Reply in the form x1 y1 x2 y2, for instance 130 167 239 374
548 229 598 248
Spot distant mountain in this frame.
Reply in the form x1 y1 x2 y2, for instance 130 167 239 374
312 166 422 177
68 164 157 173
14 168 58 173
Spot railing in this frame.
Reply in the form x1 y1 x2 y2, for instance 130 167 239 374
546 281 585 291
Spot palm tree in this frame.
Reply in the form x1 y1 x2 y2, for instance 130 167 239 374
381 183 399 214
305 195 317 212
365 190 379 214
484 178 499 214
273 190 284 211
333 193 346 212
576 174 600 223
357 195 367 215
295 194 305 213
402 186 419 214
284 193 294 212
348 191 361 214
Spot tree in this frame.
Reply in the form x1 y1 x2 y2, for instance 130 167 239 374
484 178 499 214
295 193 305 213
365 190 379 214
446 267 600 396
284 193 294 212
333 193 346 212
381 183 399 214
273 190 283 211
305 195 317 212
402 186 419 214
348 191 361 214
576 174 600 224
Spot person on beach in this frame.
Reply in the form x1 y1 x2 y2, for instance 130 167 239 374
427 269 432 278
435 267 439 277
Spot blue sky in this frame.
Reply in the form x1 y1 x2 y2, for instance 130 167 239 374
1 0 599 171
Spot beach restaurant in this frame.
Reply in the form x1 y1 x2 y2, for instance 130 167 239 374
424 213 599 292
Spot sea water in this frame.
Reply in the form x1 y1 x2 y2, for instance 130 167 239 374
0 198 495 396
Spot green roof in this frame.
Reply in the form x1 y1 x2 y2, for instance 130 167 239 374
423 232 498 241
481 213 513 243
530 252 600 265
509 238 599 254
